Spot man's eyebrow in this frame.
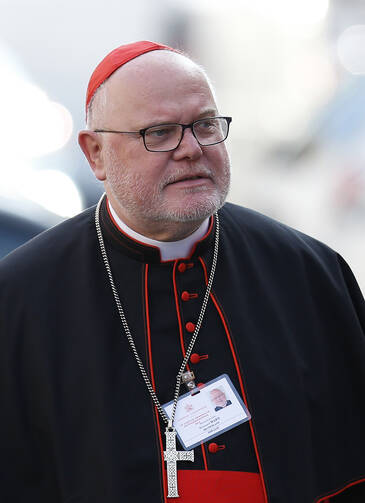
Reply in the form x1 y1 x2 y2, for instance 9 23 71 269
135 109 220 130
196 109 219 118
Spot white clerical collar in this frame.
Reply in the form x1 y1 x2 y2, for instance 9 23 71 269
108 201 210 261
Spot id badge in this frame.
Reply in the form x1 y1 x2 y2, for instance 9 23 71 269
162 374 251 450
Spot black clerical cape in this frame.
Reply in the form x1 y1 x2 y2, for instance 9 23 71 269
1 199 365 503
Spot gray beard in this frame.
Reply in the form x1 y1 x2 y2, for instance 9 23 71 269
103 147 230 225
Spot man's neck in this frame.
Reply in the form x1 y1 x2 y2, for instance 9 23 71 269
106 192 211 241
108 201 210 261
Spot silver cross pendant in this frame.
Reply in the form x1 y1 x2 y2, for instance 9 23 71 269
164 425 194 498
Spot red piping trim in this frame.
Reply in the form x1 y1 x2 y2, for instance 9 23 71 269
186 214 214 259
199 257 269 503
173 259 205 470
144 264 168 502
316 477 365 502
172 261 191 372
145 264 156 390
201 442 208 471
106 197 214 263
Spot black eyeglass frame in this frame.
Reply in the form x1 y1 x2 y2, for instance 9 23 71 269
93 116 232 152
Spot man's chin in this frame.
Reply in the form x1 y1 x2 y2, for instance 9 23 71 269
159 197 225 223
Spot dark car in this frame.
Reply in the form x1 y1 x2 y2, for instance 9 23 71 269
0 197 63 259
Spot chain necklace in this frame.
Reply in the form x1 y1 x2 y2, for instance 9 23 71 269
95 193 220 497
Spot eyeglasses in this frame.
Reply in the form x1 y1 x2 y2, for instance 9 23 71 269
94 116 232 152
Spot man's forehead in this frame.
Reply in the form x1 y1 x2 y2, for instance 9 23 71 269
99 51 214 114
106 50 204 88
89 50 217 129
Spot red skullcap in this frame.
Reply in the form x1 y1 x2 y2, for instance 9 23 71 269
86 40 178 114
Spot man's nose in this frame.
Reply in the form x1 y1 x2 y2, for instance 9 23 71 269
172 127 203 161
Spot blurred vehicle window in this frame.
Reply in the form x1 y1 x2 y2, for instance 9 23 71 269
0 211 47 258
0 198 64 259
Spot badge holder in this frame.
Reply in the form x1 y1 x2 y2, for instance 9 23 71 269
163 374 251 451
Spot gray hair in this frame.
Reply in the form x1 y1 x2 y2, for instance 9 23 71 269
86 81 107 130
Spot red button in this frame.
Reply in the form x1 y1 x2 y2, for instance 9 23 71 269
178 263 187 273
181 291 198 301
208 442 226 453
181 291 190 301
185 322 195 333
190 353 208 364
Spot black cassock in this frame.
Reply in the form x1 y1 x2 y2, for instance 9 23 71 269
1 198 365 503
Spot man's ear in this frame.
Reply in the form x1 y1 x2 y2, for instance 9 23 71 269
78 130 106 181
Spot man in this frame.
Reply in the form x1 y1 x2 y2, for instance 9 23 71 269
0 41 365 503
210 388 232 411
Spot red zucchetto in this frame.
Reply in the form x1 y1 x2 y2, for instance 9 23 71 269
85 40 177 114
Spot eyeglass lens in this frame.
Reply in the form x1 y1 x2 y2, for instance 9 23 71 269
144 118 229 151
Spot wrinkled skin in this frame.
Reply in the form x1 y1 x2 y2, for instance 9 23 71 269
79 51 230 241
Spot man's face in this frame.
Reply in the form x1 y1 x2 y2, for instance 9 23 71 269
96 52 230 238
210 389 227 408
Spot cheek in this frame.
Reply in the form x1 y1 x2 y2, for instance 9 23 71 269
111 166 161 204
206 146 230 171
130 168 162 195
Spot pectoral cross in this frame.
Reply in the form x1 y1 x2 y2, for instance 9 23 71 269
164 425 194 498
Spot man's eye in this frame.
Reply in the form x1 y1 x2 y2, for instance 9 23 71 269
196 119 218 132
150 128 169 137
146 126 176 138
195 119 218 135
200 120 215 128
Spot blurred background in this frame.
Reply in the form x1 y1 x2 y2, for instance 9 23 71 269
0 0 364 292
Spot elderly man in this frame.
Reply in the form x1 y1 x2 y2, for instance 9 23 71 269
210 388 232 411
0 41 365 503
